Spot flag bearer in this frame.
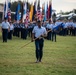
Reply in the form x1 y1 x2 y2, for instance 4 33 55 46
32 20 47 63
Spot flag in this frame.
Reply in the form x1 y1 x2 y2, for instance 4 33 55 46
44 3 47 21
53 23 64 32
48 0 52 20
29 3 33 22
37 0 42 21
23 1 27 22
27 0 29 10
21 2 24 21
37 0 40 20
15 2 21 22
25 0 30 24
32 1 36 21
42 3 45 15
4 0 9 19
3 0 11 21
7 0 11 22
46 2 48 20
26 9 29 24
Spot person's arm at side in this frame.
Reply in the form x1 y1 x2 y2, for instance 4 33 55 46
1 26 2 32
31 33 35 42
31 27 35 42
1 22 3 32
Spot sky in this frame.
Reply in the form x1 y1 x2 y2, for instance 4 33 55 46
0 0 76 13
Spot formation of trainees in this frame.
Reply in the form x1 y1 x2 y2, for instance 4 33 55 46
1 18 76 43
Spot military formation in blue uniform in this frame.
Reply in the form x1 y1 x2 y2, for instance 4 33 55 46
13 21 36 39
1 18 76 43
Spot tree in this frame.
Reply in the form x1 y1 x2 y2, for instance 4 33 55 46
11 1 31 12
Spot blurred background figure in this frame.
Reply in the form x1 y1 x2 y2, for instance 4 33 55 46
8 21 14 40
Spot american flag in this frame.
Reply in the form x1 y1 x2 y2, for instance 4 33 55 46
25 9 29 24
8 9 11 22
36 0 43 21
7 0 11 22
37 10 42 21
4 0 11 21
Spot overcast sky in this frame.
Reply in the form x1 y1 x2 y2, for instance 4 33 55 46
0 0 76 13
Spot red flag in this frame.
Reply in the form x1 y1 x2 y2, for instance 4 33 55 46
48 1 52 20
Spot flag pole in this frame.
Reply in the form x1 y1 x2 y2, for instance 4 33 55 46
19 29 52 49
2 3 5 20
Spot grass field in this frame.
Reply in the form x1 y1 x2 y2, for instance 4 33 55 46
0 33 76 75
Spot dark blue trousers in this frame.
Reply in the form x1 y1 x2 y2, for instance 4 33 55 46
47 30 52 40
35 38 44 61
52 31 56 42
8 30 13 40
2 29 8 42
23 29 28 39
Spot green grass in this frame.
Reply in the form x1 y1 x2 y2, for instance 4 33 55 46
0 33 76 75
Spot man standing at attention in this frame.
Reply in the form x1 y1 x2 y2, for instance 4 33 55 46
1 18 10 42
31 20 47 63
